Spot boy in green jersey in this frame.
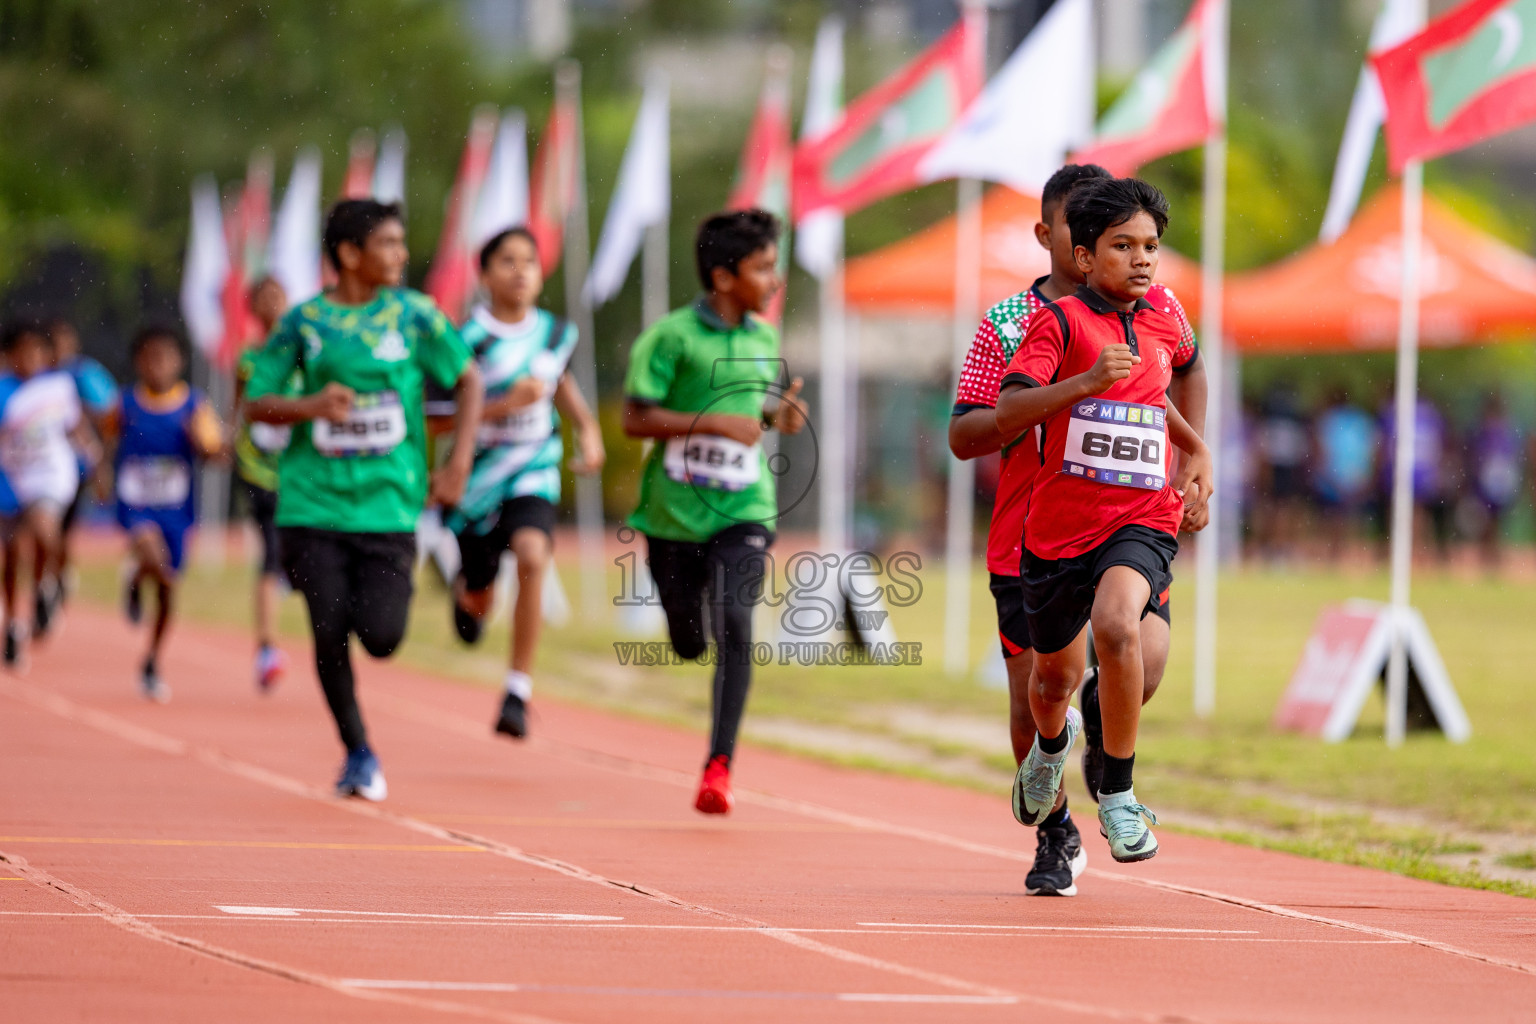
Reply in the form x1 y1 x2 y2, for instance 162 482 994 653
622 210 805 815
232 275 291 693
436 226 604 741
246 200 484 801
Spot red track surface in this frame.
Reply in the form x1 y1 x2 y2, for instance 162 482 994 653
3 605 1534 1023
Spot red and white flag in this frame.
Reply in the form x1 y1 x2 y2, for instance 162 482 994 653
218 153 273 368
1071 0 1225 175
341 130 376 199
1374 0 1536 172
792 13 983 218
180 175 229 358
425 107 498 322
730 46 794 323
528 87 582 276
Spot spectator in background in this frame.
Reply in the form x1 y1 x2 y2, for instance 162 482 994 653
1254 384 1310 561
1466 393 1521 569
1380 395 1452 564
1313 387 1379 560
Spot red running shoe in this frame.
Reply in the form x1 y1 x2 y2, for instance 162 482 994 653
694 755 733 815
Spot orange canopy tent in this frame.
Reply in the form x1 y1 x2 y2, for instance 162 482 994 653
842 187 1203 315
1225 185 1536 353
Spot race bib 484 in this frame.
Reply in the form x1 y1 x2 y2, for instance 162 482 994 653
1060 398 1166 491
663 435 761 492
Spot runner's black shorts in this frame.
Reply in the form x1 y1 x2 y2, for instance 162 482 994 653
455 495 558 593
988 573 1033 658
1021 525 1179 655
240 479 283 577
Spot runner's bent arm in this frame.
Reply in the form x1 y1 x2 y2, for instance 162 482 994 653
1166 401 1214 520
553 372 605 474
622 400 762 447
949 407 1013 460
430 361 484 506
1166 351 1207 438
996 343 1139 437
483 376 549 419
949 317 1016 459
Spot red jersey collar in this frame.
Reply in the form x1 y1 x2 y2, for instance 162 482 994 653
1074 284 1155 315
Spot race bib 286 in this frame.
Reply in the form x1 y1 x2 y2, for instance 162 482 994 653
1060 398 1166 491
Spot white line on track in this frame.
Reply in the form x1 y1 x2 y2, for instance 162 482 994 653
213 905 622 921
857 921 1257 934
341 978 1019 1004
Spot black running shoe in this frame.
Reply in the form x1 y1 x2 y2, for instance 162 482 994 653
125 577 143 625
453 599 483 645
34 577 57 638
3 623 24 672
494 692 527 740
1025 817 1086 897
1080 666 1104 804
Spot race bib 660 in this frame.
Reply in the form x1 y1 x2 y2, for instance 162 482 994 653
312 390 407 458
1060 398 1166 491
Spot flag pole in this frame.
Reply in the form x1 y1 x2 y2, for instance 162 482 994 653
942 1 987 677
1385 157 1423 748
1193 0 1229 719
818 239 849 556
557 60 607 617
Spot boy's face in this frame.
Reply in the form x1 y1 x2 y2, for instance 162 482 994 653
1073 211 1160 303
1034 201 1086 286
135 337 184 392
10 334 51 379
481 235 542 310
338 218 408 288
250 280 288 332
712 243 781 314
50 324 80 363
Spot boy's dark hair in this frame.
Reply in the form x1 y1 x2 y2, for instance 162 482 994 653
1041 163 1112 216
1 319 50 352
1065 177 1170 254
478 226 539 271
695 209 780 291
323 199 403 267
131 323 186 360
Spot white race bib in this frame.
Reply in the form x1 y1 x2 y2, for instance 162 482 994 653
118 457 191 508
312 391 407 457
663 435 761 492
249 420 292 454
1060 398 1167 491
478 398 553 448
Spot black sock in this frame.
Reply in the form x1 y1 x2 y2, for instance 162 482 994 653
1040 802 1071 830
1037 728 1069 755
1100 753 1135 796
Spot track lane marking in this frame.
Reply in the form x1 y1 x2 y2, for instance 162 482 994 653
3 678 1180 1023
343 979 1019 1003
214 906 621 921
0 835 478 853
0 850 572 1024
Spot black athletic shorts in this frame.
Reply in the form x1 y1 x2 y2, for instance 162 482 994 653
241 479 283 577
455 495 557 593
1021 525 1179 655
988 573 1032 658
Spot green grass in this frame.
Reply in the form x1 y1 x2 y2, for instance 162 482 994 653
75 544 1536 894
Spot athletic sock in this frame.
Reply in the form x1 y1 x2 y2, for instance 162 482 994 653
504 670 532 702
1040 802 1071 830
1100 753 1135 796
1037 727 1070 756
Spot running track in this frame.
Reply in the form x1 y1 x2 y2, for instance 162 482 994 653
3 607 1533 1023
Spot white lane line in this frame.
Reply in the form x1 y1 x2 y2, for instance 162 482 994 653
533 733 1536 978
213 905 621 922
342 978 1019 1004
858 922 1257 934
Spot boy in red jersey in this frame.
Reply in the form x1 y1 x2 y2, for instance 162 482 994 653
950 165 1206 894
996 177 1212 863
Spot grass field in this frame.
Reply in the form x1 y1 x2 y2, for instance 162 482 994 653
73 533 1536 897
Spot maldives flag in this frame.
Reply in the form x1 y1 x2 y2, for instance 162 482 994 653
425 108 498 322
1374 0 1536 172
528 89 581 277
1072 0 1223 175
730 47 794 322
792 14 982 217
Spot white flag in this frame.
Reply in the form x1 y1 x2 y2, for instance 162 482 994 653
585 74 670 306
471 110 530 248
373 126 408 206
179 175 228 356
1319 0 1422 243
267 148 323 303
919 0 1094 193
796 16 844 280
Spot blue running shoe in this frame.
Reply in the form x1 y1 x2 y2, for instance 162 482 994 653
336 748 387 802
1098 788 1159 862
1012 707 1081 827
